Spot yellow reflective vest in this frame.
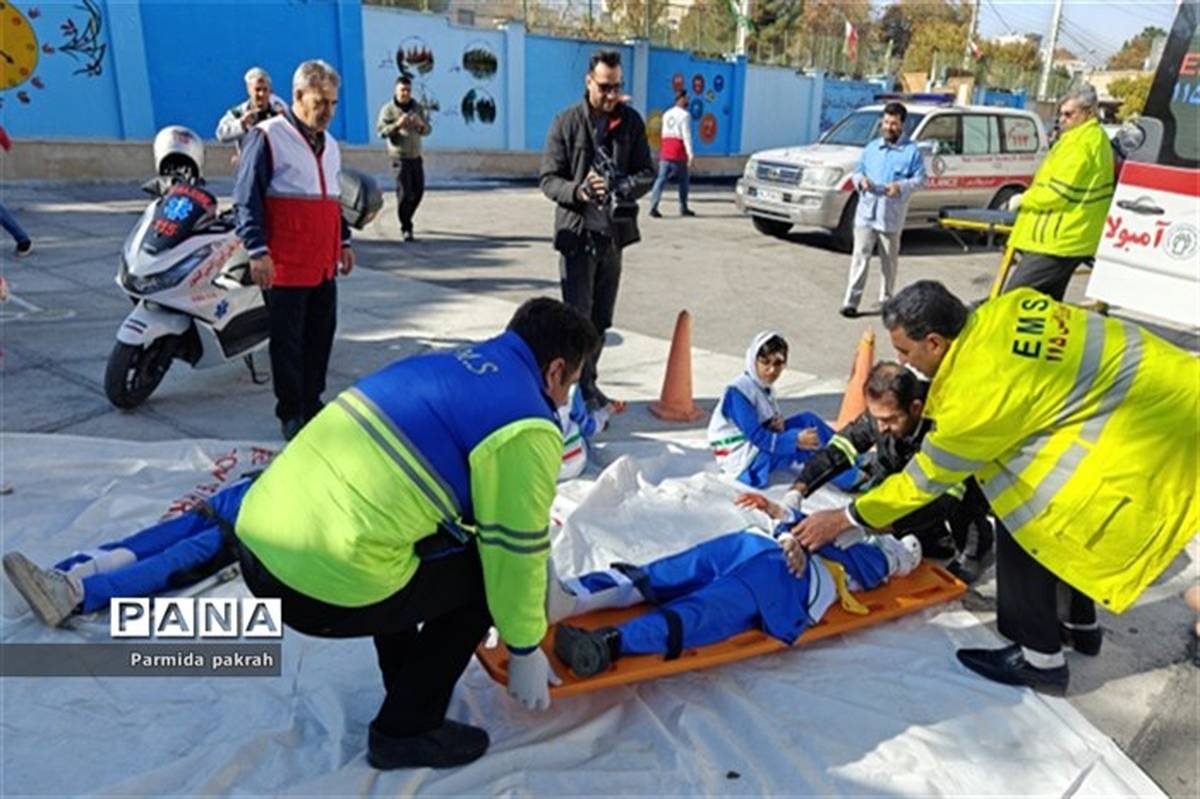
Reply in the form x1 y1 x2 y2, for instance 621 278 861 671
1009 117 1114 257
854 289 1199 613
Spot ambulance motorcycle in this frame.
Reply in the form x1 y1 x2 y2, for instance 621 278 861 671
105 126 382 409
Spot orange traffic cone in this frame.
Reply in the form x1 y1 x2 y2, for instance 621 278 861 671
834 326 875 429
649 310 705 422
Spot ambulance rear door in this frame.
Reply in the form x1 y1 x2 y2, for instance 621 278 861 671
1086 0 1200 328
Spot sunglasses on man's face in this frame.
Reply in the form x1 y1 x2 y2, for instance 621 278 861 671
592 80 623 95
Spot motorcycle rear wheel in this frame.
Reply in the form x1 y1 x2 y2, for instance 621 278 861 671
104 339 175 409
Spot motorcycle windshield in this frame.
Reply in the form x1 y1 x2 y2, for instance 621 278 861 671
142 184 218 255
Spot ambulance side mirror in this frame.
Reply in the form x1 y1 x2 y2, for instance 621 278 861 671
1118 118 1163 165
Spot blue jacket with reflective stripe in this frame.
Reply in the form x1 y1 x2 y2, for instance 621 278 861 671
353 331 558 524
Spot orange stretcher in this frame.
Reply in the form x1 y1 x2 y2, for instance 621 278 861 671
477 561 966 698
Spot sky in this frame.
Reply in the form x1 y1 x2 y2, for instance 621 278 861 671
971 0 1181 67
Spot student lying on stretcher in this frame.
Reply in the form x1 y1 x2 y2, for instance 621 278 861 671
3 477 254 627
707 330 861 490
548 493 922 678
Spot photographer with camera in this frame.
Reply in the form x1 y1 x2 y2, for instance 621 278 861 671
216 66 287 151
540 49 655 413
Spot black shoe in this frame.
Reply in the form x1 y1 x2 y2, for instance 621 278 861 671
956 644 1069 694
14 240 32 257
367 719 489 770
281 417 305 441
554 624 621 678
403 230 415 242
1059 622 1102 656
839 305 858 318
648 208 662 218
681 209 696 217
945 548 995 584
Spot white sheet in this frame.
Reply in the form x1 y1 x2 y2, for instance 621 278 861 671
0 434 1163 796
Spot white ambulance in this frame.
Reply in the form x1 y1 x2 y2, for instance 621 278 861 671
734 102 1048 251
1086 0 1199 328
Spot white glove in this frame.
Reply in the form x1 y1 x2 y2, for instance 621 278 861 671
781 489 804 511
506 647 561 711
1006 192 1024 212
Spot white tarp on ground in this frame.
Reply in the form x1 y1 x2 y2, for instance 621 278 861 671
0 433 1163 797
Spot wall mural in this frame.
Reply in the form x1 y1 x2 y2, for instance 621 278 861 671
458 41 497 126
377 35 499 129
0 0 106 108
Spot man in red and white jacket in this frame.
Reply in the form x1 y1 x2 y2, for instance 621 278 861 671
648 90 695 218
234 60 354 441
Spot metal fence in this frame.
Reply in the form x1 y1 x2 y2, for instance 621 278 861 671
364 0 890 77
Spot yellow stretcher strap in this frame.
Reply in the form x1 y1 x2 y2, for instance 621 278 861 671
820 557 871 616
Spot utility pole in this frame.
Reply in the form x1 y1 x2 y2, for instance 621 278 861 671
961 0 979 70
1038 0 1064 101
735 0 750 56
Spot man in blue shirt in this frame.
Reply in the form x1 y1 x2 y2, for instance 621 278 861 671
840 102 925 318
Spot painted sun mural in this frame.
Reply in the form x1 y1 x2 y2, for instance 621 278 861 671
0 0 106 107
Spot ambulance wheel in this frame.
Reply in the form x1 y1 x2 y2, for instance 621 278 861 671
751 216 793 238
104 339 175 409
989 185 1022 211
831 194 857 253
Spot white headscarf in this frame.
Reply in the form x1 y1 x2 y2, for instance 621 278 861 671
730 329 787 420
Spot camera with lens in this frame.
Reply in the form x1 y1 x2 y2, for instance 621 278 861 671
245 105 279 127
587 144 639 222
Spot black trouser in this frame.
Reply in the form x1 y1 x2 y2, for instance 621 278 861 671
995 520 1096 654
1004 252 1086 302
560 234 622 406
237 539 492 737
888 478 993 558
394 157 425 234
265 278 337 423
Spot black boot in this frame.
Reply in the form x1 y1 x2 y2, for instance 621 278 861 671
554 624 621 678
367 719 489 770
956 644 1069 694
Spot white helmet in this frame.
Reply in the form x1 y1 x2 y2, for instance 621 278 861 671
153 125 205 180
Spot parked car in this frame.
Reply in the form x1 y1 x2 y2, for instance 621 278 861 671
734 102 1049 251
1086 0 1199 328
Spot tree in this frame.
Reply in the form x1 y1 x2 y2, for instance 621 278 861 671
677 0 737 56
1108 26 1167 70
606 0 671 40
1109 73 1153 121
876 3 913 62
902 19 968 74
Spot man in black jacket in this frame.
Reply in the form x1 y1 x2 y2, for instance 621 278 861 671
792 361 994 583
540 49 655 411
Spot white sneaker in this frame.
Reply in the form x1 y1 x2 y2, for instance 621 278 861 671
877 534 922 578
544 559 579 625
3 552 84 626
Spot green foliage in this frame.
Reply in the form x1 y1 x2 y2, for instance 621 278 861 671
1109 73 1153 121
1108 26 1168 70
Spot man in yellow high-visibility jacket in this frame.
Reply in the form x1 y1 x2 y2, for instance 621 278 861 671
793 281 1199 694
1003 84 1114 301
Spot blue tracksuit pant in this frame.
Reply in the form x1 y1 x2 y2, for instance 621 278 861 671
574 531 889 656
741 412 862 491
55 478 253 613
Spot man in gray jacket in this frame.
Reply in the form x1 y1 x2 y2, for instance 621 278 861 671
377 76 432 242
540 49 655 411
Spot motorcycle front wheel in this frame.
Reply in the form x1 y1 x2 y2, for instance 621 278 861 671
104 339 175 409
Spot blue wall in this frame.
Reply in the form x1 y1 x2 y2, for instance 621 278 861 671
0 3 1029 157
819 78 881 133
139 0 365 143
0 1 126 138
740 64 822 153
524 36 635 151
644 49 736 157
